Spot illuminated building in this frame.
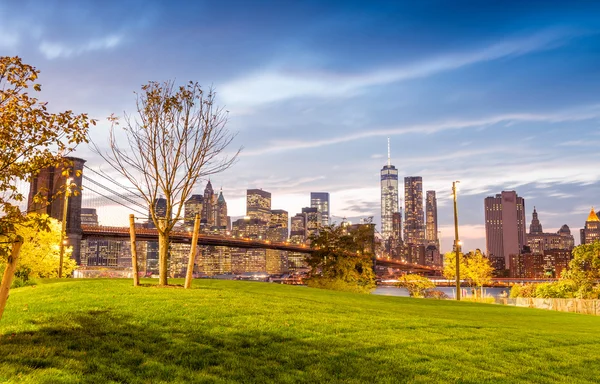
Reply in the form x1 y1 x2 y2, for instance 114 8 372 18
266 209 289 274
484 191 526 271
184 194 203 230
380 139 399 242
81 208 98 226
310 192 330 226
247 189 271 223
302 207 321 241
289 212 308 270
202 181 215 228
580 207 600 245
214 189 228 233
404 176 425 246
425 191 439 264
526 208 574 254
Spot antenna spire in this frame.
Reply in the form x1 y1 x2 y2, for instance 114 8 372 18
387 137 391 166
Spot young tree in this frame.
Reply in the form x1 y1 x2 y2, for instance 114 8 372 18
464 250 494 297
94 81 239 286
563 241 600 296
0 56 92 320
442 251 467 281
395 274 435 298
306 224 376 293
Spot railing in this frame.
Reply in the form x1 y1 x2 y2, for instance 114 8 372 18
496 297 600 316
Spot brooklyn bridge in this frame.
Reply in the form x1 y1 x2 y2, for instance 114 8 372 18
26 157 440 275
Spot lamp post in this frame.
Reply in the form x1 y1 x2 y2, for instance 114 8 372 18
452 181 461 301
58 177 73 278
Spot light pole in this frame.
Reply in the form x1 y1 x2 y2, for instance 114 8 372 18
58 177 73 278
452 181 461 301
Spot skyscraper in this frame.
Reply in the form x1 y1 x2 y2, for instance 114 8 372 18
310 192 330 226
484 191 526 270
247 189 271 223
425 191 438 246
404 176 425 245
184 194 203 229
580 207 600 244
215 189 228 232
202 181 215 227
302 207 321 241
380 139 399 242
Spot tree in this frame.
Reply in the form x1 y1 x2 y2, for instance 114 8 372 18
0 56 92 320
94 81 239 286
0 214 77 280
395 274 435 298
442 251 467 281
443 249 493 297
563 241 600 297
306 224 376 293
464 250 493 297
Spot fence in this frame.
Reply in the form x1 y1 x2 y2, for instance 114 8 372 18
496 297 600 316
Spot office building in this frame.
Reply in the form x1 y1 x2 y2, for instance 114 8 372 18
380 140 399 242
184 194 203 230
526 208 574 254
484 191 526 270
580 207 600 245
310 192 330 226
247 189 271 223
302 207 321 241
81 208 99 226
404 176 425 246
202 181 215 228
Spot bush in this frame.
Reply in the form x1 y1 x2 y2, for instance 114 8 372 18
11 277 37 289
395 274 435 298
306 277 374 294
535 280 577 299
510 284 537 298
423 290 448 300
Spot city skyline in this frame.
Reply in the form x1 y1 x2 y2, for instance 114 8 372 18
3 1 600 252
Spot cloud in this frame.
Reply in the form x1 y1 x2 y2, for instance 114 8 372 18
241 104 600 156
221 28 582 107
0 29 19 48
39 34 123 59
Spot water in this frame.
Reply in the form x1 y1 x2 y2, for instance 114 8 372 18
373 286 509 299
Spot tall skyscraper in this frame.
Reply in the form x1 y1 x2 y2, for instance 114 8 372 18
215 189 228 232
404 176 425 245
484 191 526 270
380 139 399 242
247 189 271 222
184 194 203 229
310 192 330 226
529 207 543 234
202 181 215 227
580 207 600 244
302 207 321 241
425 191 438 246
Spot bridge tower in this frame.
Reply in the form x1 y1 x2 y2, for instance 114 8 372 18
27 157 86 264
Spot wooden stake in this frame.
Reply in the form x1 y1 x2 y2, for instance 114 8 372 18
129 214 140 287
184 214 201 289
0 239 23 321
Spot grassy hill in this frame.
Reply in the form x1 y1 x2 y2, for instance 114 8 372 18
1 279 599 383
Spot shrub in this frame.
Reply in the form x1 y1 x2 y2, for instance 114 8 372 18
306 277 374 294
462 296 496 304
11 277 37 289
423 290 448 300
535 280 577 299
395 275 435 298
510 284 537 298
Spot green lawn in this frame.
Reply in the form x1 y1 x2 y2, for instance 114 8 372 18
1 279 599 383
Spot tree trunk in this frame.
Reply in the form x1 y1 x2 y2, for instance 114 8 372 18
129 214 139 287
0 240 23 322
158 231 169 286
184 215 201 289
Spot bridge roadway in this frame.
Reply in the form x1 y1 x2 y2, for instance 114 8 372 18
81 225 440 272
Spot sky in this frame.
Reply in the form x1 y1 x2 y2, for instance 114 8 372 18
2 0 600 252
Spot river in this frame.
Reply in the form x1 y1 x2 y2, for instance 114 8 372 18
373 286 509 299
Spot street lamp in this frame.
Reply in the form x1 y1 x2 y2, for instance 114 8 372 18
58 177 73 278
452 181 461 301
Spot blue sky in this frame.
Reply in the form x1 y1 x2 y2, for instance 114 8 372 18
3 0 600 252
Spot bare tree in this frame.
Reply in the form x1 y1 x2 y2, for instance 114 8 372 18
94 81 240 286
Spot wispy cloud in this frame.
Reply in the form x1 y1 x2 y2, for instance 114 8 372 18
241 104 600 156
39 34 123 59
221 29 583 107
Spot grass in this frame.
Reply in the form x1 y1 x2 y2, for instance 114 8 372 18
1 279 600 384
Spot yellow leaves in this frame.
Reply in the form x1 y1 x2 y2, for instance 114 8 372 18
33 84 41 92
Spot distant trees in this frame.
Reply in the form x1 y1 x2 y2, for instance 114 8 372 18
0 56 92 320
94 81 240 286
306 224 376 293
443 249 493 297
